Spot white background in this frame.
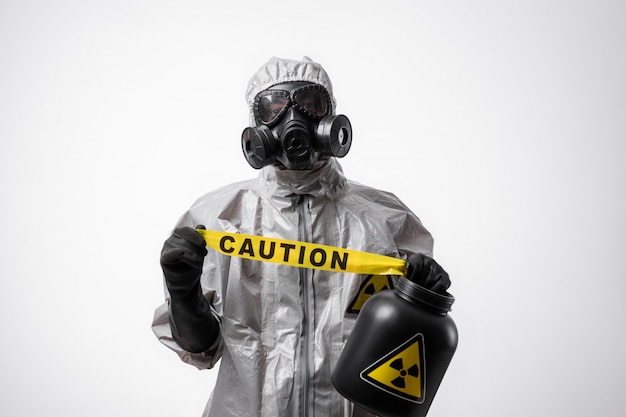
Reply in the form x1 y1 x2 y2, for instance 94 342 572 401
1 1 625 416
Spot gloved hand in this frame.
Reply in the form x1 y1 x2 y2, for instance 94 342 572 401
160 225 219 353
160 225 208 293
406 253 451 294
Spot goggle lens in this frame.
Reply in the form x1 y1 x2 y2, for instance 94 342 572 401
257 92 289 124
293 88 328 118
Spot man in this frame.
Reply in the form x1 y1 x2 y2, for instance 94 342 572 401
152 56 450 417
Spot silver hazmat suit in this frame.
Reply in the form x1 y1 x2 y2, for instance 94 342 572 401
152 57 435 417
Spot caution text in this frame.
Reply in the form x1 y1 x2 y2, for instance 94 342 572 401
219 235 349 271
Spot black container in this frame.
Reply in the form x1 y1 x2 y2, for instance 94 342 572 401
333 276 458 417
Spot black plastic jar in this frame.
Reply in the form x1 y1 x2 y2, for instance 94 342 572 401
332 276 458 417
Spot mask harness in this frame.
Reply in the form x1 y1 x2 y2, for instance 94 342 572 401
242 82 352 170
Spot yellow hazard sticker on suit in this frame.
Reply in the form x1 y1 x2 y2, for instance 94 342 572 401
347 275 395 314
360 333 426 403
196 229 409 277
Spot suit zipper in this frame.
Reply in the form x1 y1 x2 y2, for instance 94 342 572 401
297 195 313 417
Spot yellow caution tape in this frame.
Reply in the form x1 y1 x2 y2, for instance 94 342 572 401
196 229 408 277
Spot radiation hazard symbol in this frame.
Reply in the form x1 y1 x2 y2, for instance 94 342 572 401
347 275 394 314
360 333 426 403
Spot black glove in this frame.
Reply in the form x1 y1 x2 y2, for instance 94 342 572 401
406 253 451 295
161 226 208 293
160 225 219 353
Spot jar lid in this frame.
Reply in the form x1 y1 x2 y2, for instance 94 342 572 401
395 276 455 314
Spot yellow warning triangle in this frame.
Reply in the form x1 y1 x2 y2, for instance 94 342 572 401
347 275 394 314
360 333 426 403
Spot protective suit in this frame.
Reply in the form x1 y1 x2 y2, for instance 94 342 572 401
152 57 438 417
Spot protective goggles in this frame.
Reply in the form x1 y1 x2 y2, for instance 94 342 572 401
253 84 331 126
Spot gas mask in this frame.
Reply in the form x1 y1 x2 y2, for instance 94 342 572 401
241 81 352 170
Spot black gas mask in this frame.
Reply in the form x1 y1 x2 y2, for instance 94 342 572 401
241 81 352 170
